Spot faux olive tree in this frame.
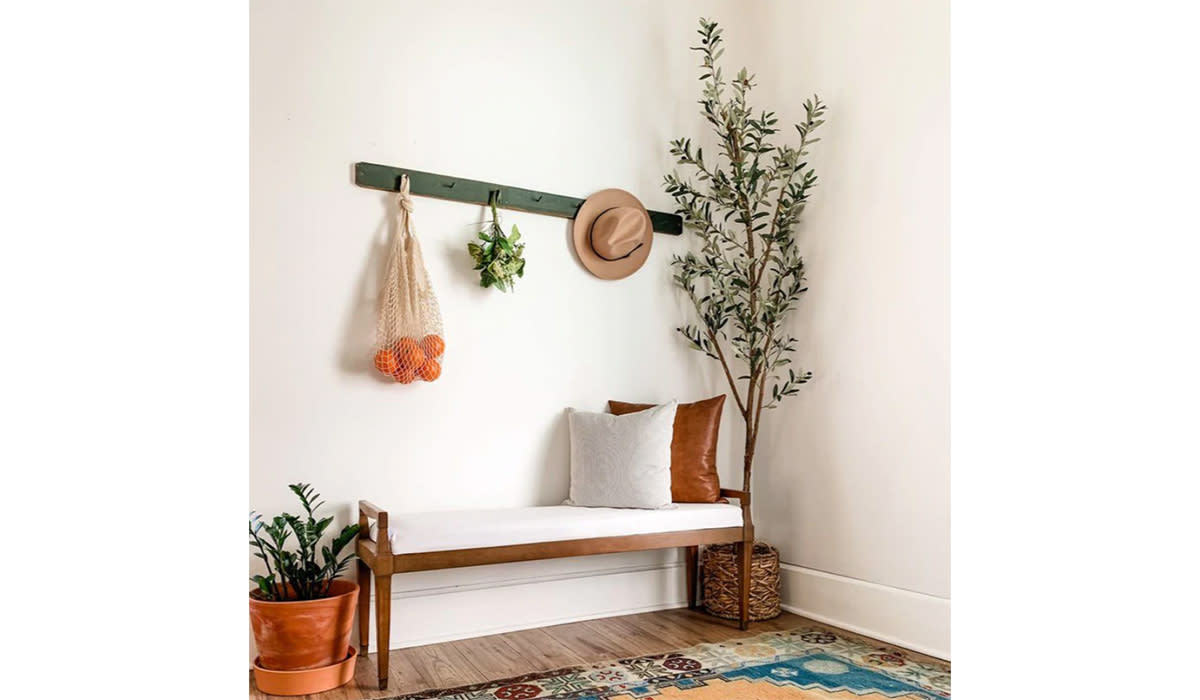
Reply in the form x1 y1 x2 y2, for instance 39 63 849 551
666 18 826 493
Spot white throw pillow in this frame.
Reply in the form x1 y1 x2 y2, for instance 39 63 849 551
564 401 678 509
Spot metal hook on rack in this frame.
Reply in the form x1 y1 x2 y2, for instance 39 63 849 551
486 189 503 220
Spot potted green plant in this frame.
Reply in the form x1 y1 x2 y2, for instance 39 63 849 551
664 18 827 620
249 484 361 695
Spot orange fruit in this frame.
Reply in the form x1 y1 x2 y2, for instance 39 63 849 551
393 337 426 371
391 366 417 384
417 358 441 382
419 334 445 358
373 348 399 376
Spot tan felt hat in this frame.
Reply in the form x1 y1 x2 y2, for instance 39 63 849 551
572 189 654 280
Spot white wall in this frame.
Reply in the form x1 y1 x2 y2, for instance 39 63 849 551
251 0 949 660
249 0 746 656
741 0 952 658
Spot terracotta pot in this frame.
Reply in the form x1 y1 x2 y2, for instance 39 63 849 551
253 646 357 696
249 579 358 671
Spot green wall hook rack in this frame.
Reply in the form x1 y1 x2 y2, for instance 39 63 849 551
354 162 683 235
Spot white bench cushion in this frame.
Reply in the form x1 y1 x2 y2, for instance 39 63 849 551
367 503 742 555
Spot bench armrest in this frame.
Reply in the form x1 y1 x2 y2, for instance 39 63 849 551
359 500 386 519
359 500 391 557
719 488 750 505
719 489 753 536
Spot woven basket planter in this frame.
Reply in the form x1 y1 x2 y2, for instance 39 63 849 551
701 542 781 621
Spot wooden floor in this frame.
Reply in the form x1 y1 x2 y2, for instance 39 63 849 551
249 609 925 700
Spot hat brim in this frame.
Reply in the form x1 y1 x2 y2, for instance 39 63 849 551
572 189 654 280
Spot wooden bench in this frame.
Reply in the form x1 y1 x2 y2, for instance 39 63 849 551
355 489 753 689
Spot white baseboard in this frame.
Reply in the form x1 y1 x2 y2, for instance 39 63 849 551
779 563 950 660
250 555 951 665
363 553 689 651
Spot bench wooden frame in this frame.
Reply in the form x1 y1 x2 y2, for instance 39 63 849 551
355 489 754 690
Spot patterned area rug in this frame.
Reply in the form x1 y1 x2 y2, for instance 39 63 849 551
390 624 950 699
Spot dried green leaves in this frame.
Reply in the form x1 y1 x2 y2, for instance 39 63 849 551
468 195 527 292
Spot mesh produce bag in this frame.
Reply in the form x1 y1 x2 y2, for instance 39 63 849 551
373 175 445 383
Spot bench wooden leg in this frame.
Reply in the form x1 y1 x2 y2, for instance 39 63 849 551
738 541 751 631
356 559 371 658
685 545 699 609
375 574 392 690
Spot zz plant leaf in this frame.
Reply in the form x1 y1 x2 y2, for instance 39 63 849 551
248 483 360 601
468 193 527 292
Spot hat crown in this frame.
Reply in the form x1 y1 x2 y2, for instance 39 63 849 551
572 188 652 280
590 207 645 260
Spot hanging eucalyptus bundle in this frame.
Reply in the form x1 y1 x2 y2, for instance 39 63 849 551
665 18 827 492
468 193 527 292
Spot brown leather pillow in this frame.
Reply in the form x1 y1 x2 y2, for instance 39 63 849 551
608 395 726 503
